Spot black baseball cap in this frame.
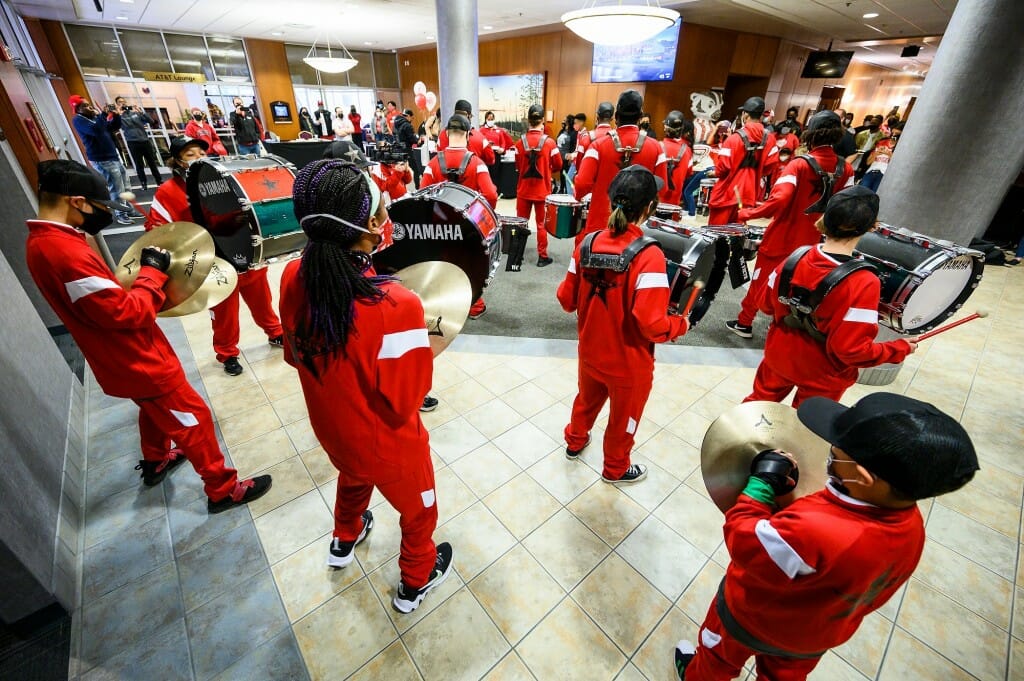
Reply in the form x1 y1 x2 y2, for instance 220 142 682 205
454 99 472 115
663 110 685 129
822 185 879 236
37 159 122 210
806 110 842 132
322 139 372 167
447 114 471 132
616 90 644 119
168 135 209 159
608 165 663 209
402 108 414 117
738 96 766 117
799 393 978 500
596 101 615 119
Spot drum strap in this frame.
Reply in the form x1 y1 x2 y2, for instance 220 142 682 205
777 246 877 342
737 129 766 169
609 130 648 170
663 140 690 191
438 150 475 183
579 232 659 303
522 134 548 180
800 155 848 214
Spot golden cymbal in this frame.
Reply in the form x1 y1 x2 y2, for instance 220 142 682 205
159 257 238 317
394 261 473 356
700 401 829 513
115 222 215 311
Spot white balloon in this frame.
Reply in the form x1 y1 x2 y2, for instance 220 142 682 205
413 81 427 95
425 91 437 111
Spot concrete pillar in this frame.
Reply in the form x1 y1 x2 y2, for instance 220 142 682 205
435 0 479 123
877 0 1024 244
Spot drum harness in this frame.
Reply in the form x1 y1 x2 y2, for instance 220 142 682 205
437 150 475 183
736 129 766 169
578 231 659 304
776 245 876 342
799 155 848 214
662 139 690 192
521 133 549 180
608 129 648 170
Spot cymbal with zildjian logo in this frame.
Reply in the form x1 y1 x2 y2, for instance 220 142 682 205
394 261 472 356
700 401 828 512
159 257 238 317
115 221 215 311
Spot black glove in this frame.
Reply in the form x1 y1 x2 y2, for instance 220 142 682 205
140 247 171 273
750 449 799 496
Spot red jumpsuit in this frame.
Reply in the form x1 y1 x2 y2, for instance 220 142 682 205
735 146 854 328
371 162 414 204
574 123 612 169
25 220 239 499
514 129 563 259
574 125 667 243
479 124 513 153
146 175 283 362
658 137 693 206
687 481 923 680
438 128 496 165
557 224 688 479
708 121 769 225
279 262 437 587
746 245 913 406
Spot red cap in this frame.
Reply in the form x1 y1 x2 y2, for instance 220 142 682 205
69 94 86 112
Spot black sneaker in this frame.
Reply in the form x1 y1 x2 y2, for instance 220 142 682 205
392 542 453 613
420 396 439 412
675 640 696 679
134 448 187 486
565 434 591 461
603 464 648 484
223 356 243 376
268 335 284 347
725 320 753 339
207 475 273 514
327 510 373 568
537 256 554 267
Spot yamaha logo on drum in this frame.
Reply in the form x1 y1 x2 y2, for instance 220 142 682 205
198 179 231 197
392 223 464 241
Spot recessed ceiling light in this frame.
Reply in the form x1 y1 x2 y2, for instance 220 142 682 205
271 31 284 36
364 41 375 45
426 35 435 40
115 14 129 20
863 12 879 18
119 0 134 3
483 25 493 30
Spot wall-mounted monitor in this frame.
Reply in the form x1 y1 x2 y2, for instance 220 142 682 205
270 100 292 123
591 19 682 83
800 51 855 79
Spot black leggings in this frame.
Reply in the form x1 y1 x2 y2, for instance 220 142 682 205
126 140 163 188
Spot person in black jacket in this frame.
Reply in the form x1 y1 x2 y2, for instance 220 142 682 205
116 98 163 191
230 104 262 155
393 108 423 185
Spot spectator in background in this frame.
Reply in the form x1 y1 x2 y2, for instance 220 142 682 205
424 108 441 142
69 94 138 225
842 111 855 128
349 106 364 147
480 110 514 187
782 106 803 137
313 101 332 138
853 115 885 180
860 124 901 192
392 108 422 186
184 107 224 156
556 114 578 192
333 107 355 140
298 107 315 136
230 103 263 155
833 108 858 159
119 102 163 191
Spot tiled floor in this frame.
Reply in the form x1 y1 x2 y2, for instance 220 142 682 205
74 256 1023 681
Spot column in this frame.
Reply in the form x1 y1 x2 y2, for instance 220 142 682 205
435 0 479 121
877 0 1024 245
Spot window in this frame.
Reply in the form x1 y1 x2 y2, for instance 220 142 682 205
163 33 214 80
285 43 320 85
345 51 374 87
64 24 129 77
372 52 400 89
207 37 250 80
117 29 171 78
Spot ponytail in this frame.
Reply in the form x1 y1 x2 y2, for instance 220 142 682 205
607 195 651 235
608 204 631 235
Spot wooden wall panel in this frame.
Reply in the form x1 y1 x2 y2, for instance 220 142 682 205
0 61 56 188
244 39 299 140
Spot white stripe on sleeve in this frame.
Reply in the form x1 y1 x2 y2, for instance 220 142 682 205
843 307 878 324
755 519 816 579
584 147 600 161
64 276 121 303
568 257 577 274
378 328 430 359
775 174 797 187
768 145 779 158
767 269 777 290
550 147 561 157
844 175 855 187
718 148 732 157
149 197 172 223
656 152 668 166
635 272 669 290
476 164 489 174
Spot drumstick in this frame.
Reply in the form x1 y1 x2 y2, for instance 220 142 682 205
119 192 147 218
680 280 705 318
913 310 988 342
734 186 743 210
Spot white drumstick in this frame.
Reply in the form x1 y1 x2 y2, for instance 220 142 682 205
913 310 988 342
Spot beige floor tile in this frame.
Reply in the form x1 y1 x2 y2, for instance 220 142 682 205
533 366 582 403
937 489 1020 539
208 382 268 421
710 541 731 569
688 391 739 422
429 416 490 464
446 351 511 376
875 582 907 623
483 473 562 539
914 539 1012 630
1015 587 1024 640
877 627 977 681
348 640 422 681
502 381 563 420
283 417 320 453
897 579 1007 681
226 427 296 478
617 516 707 600
271 532 364 622
631 606 700 681
566 482 648 546
926 503 1017 580
663 410 713 448
198 359 258 397
449 443 522 498
419 398 459 430
807 651 872 680
518 598 626 681
634 429 700 483
469 544 565 645
573 553 672 654
364 555 465 634
483 651 536 680
950 460 1023 508
436 378 497 415
641 389 700 429
832 611 893 679
299 446 337 486
246 455 315 518
492 420 560 470
476 364 530 394
515 355 572 381
527 449 600 505
431 358 471 391
293 578 398 681
353 501 402 573
218 403 281 447
528 403 574 442
434 466 478 526
438 502 516 580
262 371 303 402
683 365 735 391
614 663 647 680
403 589 510 681
675 559 725 624
617 456 682 512
253 489 333 564
1010 636 1024 681
462 398 527 440
652 483 724 557
523 509 611 591
247 353 292 383
271 395 308 426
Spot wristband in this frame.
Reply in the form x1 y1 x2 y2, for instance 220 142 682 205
741 476 777 506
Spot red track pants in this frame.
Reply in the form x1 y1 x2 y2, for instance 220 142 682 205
744 361 849 408
134 381 238 499
707 204 739 227
517 197 548 258
564 363 653 479
737 253 785 327
331 446 438 588
684 599 821 680
211 267 284 362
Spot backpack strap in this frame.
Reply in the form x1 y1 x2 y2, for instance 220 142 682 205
663 139 689 191
737 129 765 169
778 247 877 342
579 234 659 273
438 150 474 182
799 154 847 214
608 129 647 169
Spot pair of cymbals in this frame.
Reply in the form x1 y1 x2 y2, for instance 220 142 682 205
394 261 473 356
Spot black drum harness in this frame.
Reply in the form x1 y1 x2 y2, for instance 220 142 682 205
736 129 766 169
799 155 848 214
437 150 475 183
578 231 659 304
664 139 689 192
608 129 648 170
521 133 548 180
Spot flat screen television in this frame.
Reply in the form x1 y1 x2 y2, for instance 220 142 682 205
800 50 854 78
591 19 682 83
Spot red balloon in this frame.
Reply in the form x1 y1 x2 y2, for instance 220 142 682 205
414 93 427 109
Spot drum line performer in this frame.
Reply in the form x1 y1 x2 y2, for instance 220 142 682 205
26 159 272 511
146 136 285 376
574 101 615 172
659 110 694 209
515 103 563 267
706 97 770 227
437 99 496 166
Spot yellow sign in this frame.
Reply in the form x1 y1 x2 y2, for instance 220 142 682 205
142 71 207 84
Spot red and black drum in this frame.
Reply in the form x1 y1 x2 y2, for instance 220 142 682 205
655 203 683 222
544 194 584 239
375 182 501 302
643 218 730 323
696 178 717 217
185 155 303 272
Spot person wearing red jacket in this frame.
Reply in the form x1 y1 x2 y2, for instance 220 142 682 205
659 110 694 207
674 392 978 680
146 136 284 376
184 108 223 156
575 90 668 245
726 110 855 339
479 110 514 178
27 160 271 511
437 99 496 166
371 159 414 205
574 102 614 170
707 97 770 225
515 104 563 267
279 158 453 613
421 114 499 319
558 166 689 484
745 187 916 406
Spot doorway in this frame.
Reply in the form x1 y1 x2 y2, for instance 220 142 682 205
818 85 845 113
722 75 771 126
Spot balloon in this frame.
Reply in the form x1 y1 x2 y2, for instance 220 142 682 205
425 91 437 111
414 93 427 109
413 81 427 95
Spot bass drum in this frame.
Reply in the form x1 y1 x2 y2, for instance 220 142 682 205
854 226 984 334
186 155 303 272
643 218 730 323
375 182 501 303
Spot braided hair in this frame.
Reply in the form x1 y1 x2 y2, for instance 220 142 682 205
291 159 394 372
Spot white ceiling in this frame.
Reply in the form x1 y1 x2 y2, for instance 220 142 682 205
9 0 954 74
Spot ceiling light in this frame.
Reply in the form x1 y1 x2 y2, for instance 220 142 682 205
115 14 129 20
482 25 493 30
119 0 134 3
303 35 359 74
562 3 678 46
271 31 284 36
863 12 879 18
425 35 435 40
364 41 375 45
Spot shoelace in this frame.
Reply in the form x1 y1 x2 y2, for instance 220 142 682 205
230 478 255 502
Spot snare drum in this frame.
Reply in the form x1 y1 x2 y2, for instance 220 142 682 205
655 203 683 222
545 194 584 239
186 155 303 272
498 216 528 255
375 182 501 302
854 226 984 334
644 219 731 324
696 178 717 216
742 226 765 261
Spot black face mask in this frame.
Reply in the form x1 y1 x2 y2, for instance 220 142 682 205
77 202 114 235
193 114 204 121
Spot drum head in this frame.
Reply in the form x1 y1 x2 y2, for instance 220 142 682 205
545 194 580 207
186 158 257 272
901 254 977 332
644 225 729 324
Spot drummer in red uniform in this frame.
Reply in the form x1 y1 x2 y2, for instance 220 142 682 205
707 97 770 226
515 103 563 267
659 110 693 208
279 159 452 613
557 166 689 484
575 90 667 244
146 136 284 376
27 159 271 511
574 101 614 171
421 114 498 319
